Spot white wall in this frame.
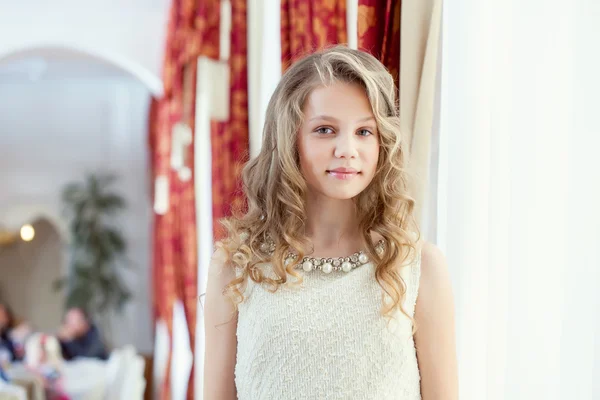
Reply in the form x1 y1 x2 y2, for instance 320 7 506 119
0 76 154 354
0 0 169 94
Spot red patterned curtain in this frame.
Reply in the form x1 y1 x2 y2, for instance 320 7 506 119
280 0 399 82
211 0 249 241
358 0 401 86
149 0 221 399
280 0 348 72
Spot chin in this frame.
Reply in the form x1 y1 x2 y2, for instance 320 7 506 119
320 186 366 200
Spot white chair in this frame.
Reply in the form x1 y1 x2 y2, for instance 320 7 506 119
119 355 146 400
60 358 107 400
103 348 124 399
103 346 146 400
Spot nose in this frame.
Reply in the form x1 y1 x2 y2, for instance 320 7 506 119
334 132 359 159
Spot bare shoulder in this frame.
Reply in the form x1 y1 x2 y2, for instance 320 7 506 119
419 241 450 284
416 241 454 316
204 245 238 326
208 245 237 281
210 246 229 268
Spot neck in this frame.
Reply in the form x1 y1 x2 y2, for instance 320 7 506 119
304 191 363 256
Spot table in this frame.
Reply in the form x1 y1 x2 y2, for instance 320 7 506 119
7 358 107 400
0 382 27 400
4 371 43 400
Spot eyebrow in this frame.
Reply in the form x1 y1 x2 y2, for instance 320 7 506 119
308 115 376 123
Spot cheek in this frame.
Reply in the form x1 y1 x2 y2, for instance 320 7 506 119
299 139 328 174
298 136 312 166
297 141 311 173
365 143 380 172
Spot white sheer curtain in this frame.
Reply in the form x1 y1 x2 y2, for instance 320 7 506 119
439 1 600 399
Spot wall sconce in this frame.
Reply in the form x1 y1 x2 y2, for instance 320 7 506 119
0 224 35 246
20 224 35 241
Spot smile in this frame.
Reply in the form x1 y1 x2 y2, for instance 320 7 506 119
326 169 360 180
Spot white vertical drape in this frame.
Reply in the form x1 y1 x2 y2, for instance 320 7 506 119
171 300 193 400
440 1 600 399
247 0 281 159
194 56 216 400
194 0 233 396
152 319 169 400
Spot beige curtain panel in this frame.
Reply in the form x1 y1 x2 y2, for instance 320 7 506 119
400 0 443 226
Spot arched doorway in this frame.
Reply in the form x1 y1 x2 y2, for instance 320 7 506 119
0 44 159 354
0 45 163 96
0 218 65 332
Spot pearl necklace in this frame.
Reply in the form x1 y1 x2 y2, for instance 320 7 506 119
263 239 385 274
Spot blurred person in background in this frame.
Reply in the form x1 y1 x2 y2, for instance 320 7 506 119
0 303 17 363
0 302 31 362
57 307 108 361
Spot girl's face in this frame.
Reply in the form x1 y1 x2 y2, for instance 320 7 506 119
298 82 380 200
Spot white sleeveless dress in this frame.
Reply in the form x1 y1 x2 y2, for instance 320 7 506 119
234 249 422 400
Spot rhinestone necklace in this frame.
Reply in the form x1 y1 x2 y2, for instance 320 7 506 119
279 239 385 274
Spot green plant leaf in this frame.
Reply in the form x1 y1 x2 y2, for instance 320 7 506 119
52 277 67 292
103 229 126 253
60 172 131 317
97 195 126 214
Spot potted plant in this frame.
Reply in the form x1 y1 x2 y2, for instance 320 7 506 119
54 173 131 319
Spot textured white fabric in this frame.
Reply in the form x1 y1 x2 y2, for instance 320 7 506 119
235 250 422 399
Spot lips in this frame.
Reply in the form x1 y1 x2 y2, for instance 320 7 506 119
326 168 360 180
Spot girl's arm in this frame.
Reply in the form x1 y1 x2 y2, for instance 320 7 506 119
203 248 239 400
414 242 459 399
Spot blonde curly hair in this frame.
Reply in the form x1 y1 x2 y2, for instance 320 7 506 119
217 45 420 322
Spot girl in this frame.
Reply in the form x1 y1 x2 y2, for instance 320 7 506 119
204 46 457 399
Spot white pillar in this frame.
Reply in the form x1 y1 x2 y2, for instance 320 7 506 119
248 0 281 159
193 56 215 400
346 0 358 49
